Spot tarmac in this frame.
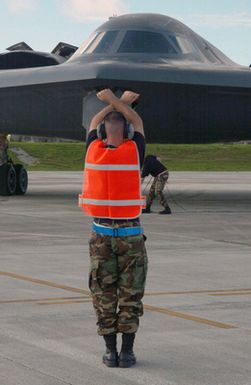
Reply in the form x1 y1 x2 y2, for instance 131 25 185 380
0 171 251 385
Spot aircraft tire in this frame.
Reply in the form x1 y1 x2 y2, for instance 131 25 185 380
14 164 28 195
0 164 17 195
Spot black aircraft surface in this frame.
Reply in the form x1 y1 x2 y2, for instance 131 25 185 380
0 13 251 195
0 13 251 143
0 41 78 69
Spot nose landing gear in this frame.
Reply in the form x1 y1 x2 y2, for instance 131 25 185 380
0 161 28 196
0 134 28 196
13 163 28 195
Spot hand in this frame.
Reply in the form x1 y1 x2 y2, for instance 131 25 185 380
96 89 116 103
120 91 140 105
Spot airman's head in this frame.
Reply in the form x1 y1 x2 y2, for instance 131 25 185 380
104 111 126 140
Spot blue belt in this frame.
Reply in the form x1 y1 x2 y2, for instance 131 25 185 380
92 222 144 237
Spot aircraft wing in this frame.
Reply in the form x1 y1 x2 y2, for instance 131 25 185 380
0 59 251 90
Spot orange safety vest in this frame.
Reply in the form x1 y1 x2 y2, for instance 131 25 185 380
79 139 146 219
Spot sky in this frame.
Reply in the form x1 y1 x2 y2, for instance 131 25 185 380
0 0 250 66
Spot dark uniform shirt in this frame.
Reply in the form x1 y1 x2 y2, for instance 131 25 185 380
86 130 145 223
141 155 167 178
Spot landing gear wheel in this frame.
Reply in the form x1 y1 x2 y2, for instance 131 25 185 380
0 164 17 195
14 164 28 195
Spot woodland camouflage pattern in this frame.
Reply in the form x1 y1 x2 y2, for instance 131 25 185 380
146 170 169 209
89 225 148 335
0 135 8 166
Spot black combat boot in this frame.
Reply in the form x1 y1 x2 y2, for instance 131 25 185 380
159 205 172 214
118 333 136 368
103 334 118 367
142 205 151 214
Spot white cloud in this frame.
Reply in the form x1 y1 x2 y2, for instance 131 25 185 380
60 0 128 22
6 0 37 12
179 12 251 28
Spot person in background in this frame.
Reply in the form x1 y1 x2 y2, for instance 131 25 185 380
0 134 9 166
141 154 171 214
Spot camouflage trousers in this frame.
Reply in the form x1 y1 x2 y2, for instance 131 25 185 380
146 170 169 208
88 227 148 336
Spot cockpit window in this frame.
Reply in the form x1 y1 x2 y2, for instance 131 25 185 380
80 32 100 54
169 35 196 54
117 31 177 54
83 30 118 54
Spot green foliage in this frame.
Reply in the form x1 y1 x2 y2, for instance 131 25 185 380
8 142 251 171
146 143 251 171
9 142 85 171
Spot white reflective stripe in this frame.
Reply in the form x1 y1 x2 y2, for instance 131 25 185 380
79 198 145 206
85 163 139 171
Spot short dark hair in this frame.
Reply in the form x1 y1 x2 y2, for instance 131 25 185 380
104 111 126 124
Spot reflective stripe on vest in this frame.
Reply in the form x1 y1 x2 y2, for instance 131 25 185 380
79 198 146 206
85 163 139 171
79 139 145 219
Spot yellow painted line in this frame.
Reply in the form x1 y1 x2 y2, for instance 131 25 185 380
37 300 236 329
210 292 251 296
2 270 250 299
38 299 92 305
0 271 90 295
0 296 88 304
145 288 251 296
0 270 242 328
144 304 237 329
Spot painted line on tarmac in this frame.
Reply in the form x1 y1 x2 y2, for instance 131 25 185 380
0 296 88 304
144 304 237 329
1 270 250 298
0 271 90 295
149 231 251 247
0 230 81 240
145 288 251 296
209 291 251 296
0 270 241 328
37 299 92 305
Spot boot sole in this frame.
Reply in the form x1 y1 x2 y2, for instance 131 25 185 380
103 359 118 368
118 360 136 368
